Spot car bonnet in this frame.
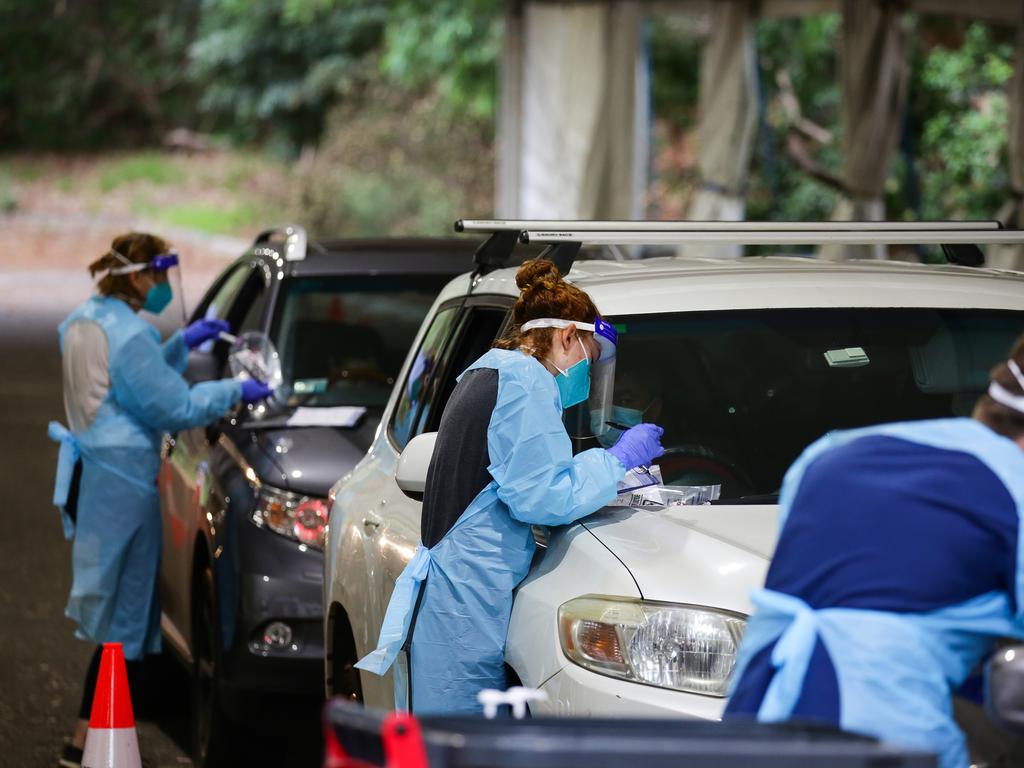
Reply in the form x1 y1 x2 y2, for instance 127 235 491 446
579 503 780 616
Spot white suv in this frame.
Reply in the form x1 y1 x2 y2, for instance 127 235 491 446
324 222 1024 718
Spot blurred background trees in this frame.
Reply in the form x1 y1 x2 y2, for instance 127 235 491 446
0 0 1016 235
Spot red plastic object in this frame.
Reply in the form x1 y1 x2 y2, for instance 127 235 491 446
88 643 135 729
322 718 382 768
382 712 429 768
322 719 349 768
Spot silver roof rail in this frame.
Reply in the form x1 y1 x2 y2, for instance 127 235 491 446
253 224 308 261
456 219 1003 234
519 229 1024 246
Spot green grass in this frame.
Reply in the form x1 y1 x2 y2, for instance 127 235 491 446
6 160 45 182
0 175 18 212
99 152 185 191
156 201 261 234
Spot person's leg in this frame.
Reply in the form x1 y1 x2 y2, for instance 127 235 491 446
124 656 150 716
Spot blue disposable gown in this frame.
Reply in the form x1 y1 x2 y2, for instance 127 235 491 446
725 418 1024 768
356 348 625 713
49 296 241 659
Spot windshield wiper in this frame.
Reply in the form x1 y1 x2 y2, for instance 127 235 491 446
711 492 780 505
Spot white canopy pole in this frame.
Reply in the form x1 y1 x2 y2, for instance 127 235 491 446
820 0 910 261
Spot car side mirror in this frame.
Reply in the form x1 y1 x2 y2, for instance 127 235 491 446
986 644 1024 732
396 432 437 500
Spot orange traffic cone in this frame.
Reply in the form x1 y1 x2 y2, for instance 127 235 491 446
81 643 142 768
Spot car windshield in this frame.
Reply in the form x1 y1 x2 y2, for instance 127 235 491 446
271 275 450 408
566 307 1023 502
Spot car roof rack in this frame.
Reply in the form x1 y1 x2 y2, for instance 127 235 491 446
518 226 1024 246
456 220 581 277
253 224 308 262
457 219 1003 234
457 219 1021 271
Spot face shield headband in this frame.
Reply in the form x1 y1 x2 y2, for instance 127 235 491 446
105 248 186 324
988 359 1024 415
521 316 619 439
519 316 617 362
106 249 180 275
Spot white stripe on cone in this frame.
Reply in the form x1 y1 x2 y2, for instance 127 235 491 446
82 727 142 768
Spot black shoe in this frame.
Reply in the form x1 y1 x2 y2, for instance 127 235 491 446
58 742 82 768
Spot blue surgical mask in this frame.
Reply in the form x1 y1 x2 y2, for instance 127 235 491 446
591 405 646 447
143 281 173 314
549 338 591 409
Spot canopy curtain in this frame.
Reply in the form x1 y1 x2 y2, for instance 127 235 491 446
499 1 642 218
686 0 759 257
820 0 909 261
991 16 1024 270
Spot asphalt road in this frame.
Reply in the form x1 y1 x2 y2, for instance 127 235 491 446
0 292 321 766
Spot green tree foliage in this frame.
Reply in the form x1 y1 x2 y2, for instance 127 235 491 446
378 0 501 120
0 0 201 149
188 0 387 152
748 14 842 222
649 17 702 131
910 21 1016 220
647 14 843 221
649 13 1017 225
294 80 493 237
3 0 1018 233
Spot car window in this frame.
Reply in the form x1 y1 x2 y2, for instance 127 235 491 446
195 263 251 323
209 270 270 375
236 276 269 334
569 307 1024 502
417 307 509 435
271 275 452 409
391 306 460 450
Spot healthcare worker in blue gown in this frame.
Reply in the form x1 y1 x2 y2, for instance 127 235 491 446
725 337 1024 768
48 232 274 763
357 258 666 714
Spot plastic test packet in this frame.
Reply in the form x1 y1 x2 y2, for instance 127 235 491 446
610 465 721 508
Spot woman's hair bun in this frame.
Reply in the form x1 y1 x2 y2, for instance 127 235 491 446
515 258 561 291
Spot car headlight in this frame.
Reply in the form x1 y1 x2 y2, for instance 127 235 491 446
252 485 328 551
558 595 746 696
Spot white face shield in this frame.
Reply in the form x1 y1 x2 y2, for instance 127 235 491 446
520 316 618 437
106 248 187 325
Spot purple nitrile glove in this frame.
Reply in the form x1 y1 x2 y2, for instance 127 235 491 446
607 423 665 471
183 318 230 350
240 379 274 404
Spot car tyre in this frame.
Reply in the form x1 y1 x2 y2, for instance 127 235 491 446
330 610 364 703
191 562 235 767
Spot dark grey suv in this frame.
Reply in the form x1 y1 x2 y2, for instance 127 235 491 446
157 226 471 765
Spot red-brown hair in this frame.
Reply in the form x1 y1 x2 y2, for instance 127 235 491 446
494 259 599 358
88 232 170 298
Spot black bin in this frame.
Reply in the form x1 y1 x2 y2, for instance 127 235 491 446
323 698 936 768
